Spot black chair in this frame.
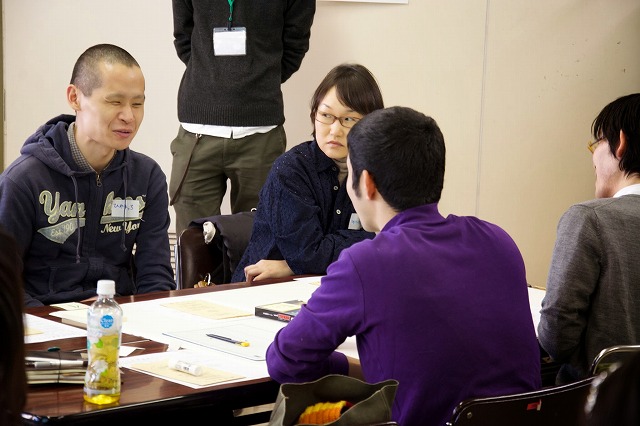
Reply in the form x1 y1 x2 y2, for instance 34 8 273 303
589 344 640 376
175 211 256 289
584 349 640 426
446 377 595 426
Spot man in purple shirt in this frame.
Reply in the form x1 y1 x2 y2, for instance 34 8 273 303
266 106 541 426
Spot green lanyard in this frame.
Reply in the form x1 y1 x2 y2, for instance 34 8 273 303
227 0 235 30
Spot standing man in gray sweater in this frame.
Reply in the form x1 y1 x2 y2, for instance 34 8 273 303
538 93 640 384
170 0 315 235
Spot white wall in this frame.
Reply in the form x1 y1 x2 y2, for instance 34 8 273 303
3 0 640 288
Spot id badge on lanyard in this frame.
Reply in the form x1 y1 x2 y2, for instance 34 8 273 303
213 0 246 56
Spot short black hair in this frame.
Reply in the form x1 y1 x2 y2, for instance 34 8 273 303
348 106 446 212
309 63 384 138
592 93 640 176
70 44 140 96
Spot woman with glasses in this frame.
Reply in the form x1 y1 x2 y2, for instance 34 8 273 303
232 64 384 282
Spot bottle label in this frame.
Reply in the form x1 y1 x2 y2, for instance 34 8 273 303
100 315 114 329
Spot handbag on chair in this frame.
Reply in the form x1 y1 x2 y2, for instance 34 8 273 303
268 374 399 426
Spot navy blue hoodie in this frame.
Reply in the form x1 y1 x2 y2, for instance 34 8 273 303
0 115 176 306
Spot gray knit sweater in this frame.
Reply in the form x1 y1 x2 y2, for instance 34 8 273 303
538 194 640 383
172 0 315 126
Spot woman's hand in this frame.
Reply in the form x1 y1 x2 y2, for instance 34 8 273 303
244 260 293 282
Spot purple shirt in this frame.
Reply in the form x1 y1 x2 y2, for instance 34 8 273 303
266 203 541 426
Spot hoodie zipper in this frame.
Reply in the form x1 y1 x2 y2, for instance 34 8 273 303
96 151 117 187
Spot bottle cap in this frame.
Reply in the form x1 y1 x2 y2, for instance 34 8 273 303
96 280 116 296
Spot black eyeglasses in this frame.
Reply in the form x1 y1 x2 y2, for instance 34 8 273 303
315 111 361 129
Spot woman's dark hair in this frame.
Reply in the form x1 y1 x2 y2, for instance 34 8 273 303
309 63 384 138
0 228 26 425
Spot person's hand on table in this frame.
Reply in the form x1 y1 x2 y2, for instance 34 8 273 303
244 260 293 282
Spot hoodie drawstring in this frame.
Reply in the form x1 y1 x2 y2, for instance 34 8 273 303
71 175 81 264
120 167 128 252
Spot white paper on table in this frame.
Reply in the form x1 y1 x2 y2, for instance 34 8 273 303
48 282 317 353
119 349 268 389
49 308 88 328
337 338 359 359
528 286 545 336
50 302 89 310
24 314 86 343
120 346 142 357
163 316 285 361
292 275 323 286
102 282 316 343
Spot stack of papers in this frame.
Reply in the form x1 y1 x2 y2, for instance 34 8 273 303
26 350 87 385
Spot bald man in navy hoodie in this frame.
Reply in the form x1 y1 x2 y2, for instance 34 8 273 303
0 44 175 306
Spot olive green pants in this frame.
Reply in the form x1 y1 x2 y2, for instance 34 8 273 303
169 125 286 235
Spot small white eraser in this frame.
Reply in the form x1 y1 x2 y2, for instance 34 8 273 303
168 359 203 376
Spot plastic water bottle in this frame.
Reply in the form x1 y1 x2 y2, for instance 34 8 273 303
83 279 123 405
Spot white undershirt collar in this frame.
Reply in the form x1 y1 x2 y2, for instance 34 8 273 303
613 183 640 198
